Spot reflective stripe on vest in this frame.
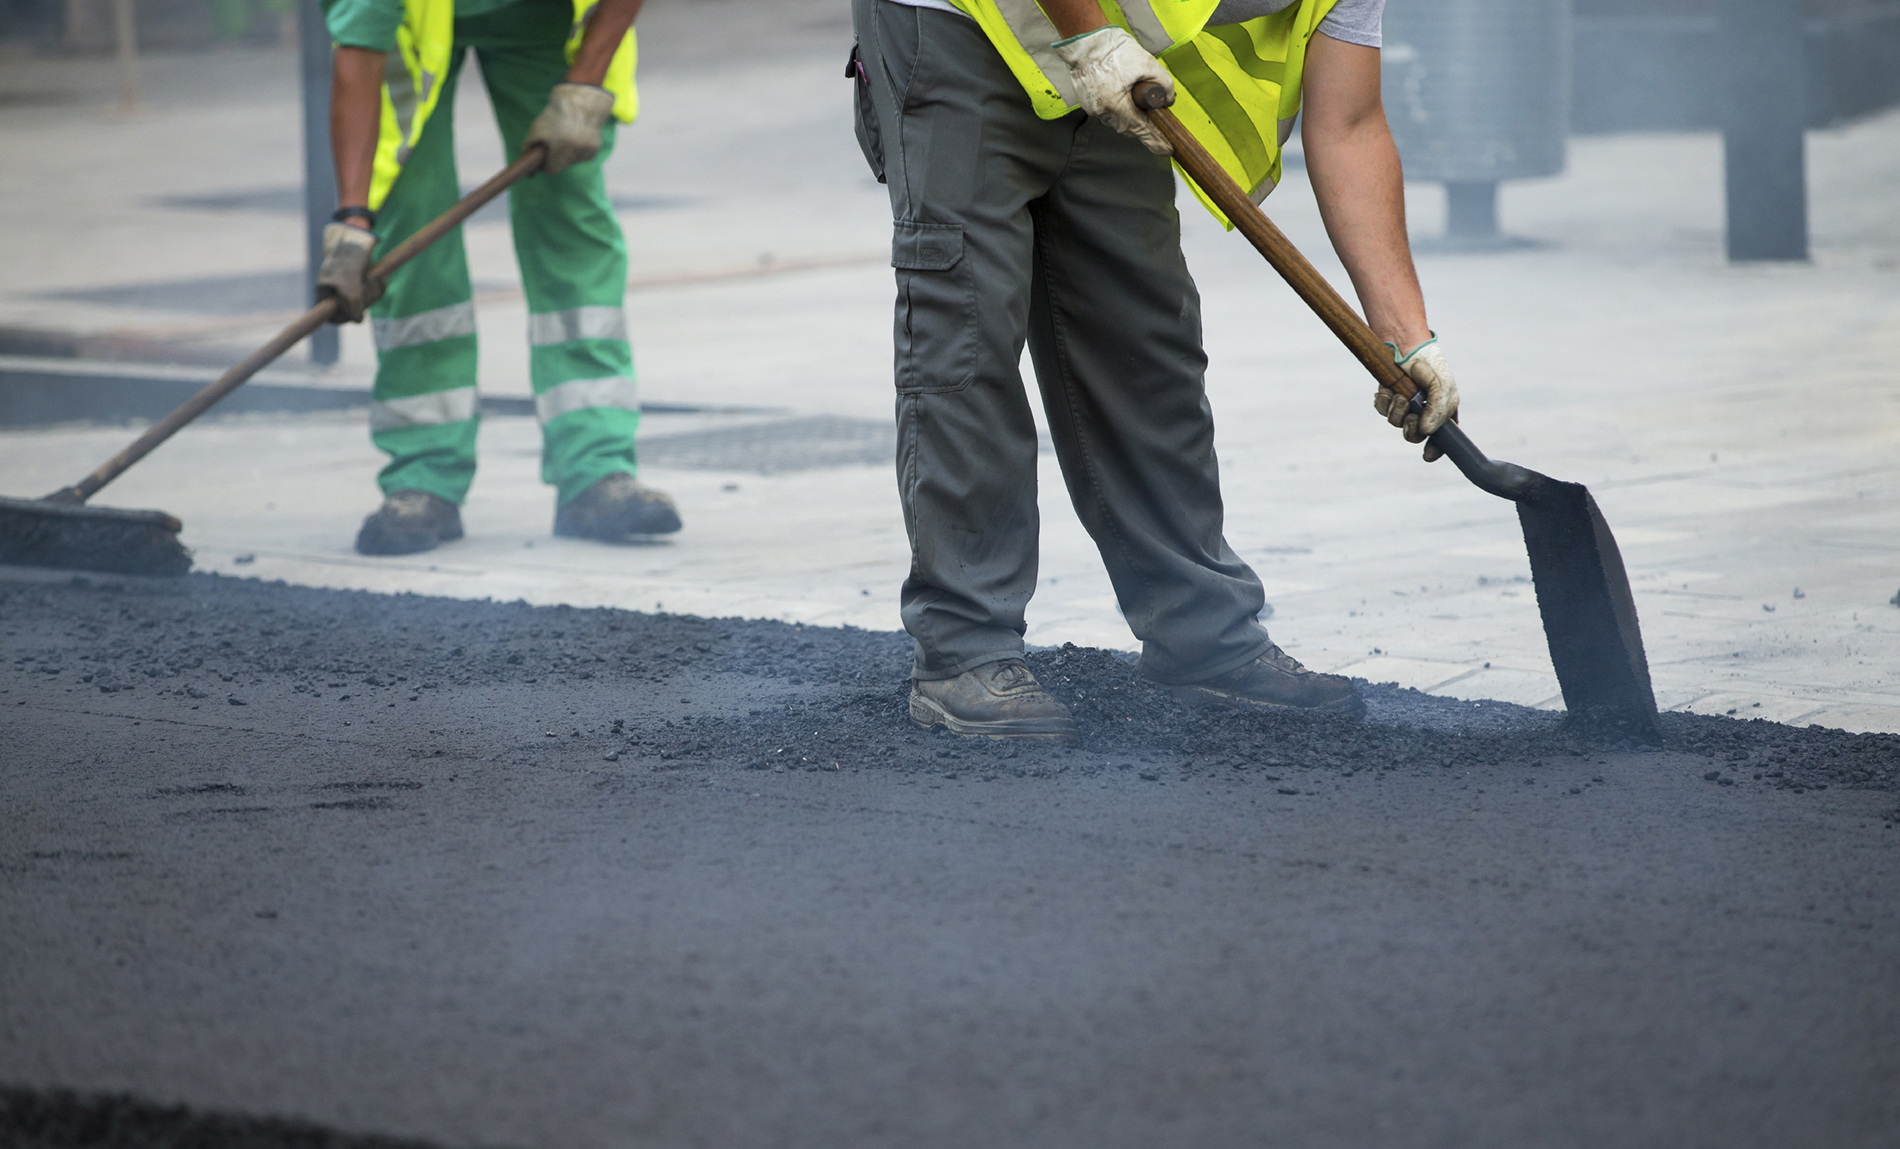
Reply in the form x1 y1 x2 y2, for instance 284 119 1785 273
370 387 479 432
535 376 640 423
1110 0 1174 55
948 0 1339 218
366 0 639 211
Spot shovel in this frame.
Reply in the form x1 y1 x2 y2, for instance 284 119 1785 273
0 147 548 579
1134 83 1661 744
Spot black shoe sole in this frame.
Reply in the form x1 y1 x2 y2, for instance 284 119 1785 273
353 517 462 557
1169 682 1366 719
908 692 1079 744
553 506 682 540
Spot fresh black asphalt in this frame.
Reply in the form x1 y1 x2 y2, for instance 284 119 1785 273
3 571 1897 1148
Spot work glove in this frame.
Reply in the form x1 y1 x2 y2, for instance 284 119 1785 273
315 223 382 324
526 82 616 174
1375 334 1460 463
1051 26 1174 156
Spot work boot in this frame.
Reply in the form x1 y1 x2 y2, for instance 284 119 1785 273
1168 644 1364 717
553 473 682 542
354 490 463 556
909 658 1080 744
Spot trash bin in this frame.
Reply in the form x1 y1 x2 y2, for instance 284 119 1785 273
1380 0 1570 244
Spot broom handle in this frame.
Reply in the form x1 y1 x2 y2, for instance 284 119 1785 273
55 146 548 505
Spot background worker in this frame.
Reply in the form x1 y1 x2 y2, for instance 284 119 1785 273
316 0 681 556
850 0 1460 741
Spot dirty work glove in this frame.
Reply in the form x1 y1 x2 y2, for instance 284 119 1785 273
315 223 382 324
1374 334 1461 463
1052 26 1174 156
526 82 616 174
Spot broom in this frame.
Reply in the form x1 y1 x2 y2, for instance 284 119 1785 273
0 148 546 577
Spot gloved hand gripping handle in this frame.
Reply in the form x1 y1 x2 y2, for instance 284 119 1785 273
1129 82 1533 502
49 145 551 506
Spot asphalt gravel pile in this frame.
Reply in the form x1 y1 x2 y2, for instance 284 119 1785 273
3 573 1894 796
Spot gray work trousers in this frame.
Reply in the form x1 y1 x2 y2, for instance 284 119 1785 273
852 0 1273 685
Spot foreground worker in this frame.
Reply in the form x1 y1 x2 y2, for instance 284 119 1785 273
316 0 680 555
850 0 1458 741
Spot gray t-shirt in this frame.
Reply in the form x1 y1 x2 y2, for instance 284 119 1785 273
885 0 1383 49
1211 0 1382 46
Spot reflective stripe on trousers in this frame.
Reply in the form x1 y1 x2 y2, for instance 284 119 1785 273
534 375 639 423
373 301 478 352
527 305 629 346
369 387 479 432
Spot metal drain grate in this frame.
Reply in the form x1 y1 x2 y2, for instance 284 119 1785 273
637 415 895 475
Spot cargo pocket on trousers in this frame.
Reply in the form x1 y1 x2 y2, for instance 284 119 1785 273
892 220 975 394
848 42 886 184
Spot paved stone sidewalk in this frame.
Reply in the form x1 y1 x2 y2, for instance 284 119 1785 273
1 2 1895 731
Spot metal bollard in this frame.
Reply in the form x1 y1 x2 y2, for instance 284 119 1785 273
1380 0 1570 250
110 0 138 114
299 0 340 366
1718 0 1809 262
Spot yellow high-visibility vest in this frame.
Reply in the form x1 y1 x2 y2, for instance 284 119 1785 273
947 0 1340 222
367 0 638 210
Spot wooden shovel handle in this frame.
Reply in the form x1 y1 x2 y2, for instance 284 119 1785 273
1131 82 1415 401
56 146 548 505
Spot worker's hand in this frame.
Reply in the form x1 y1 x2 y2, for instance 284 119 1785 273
315 222 382 324
526 82 616 173
1375 334 1460 462
1052 27 1174 156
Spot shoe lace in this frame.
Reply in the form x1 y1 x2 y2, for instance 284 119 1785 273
1258 645 1312 678
988 660 1035 690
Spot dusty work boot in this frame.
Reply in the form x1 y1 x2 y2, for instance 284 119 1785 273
354 490 463 556
909 658 1080 744
553 473 682 542
1169 644 1364 717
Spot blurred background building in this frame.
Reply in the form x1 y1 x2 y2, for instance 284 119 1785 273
10 0 1896 116
1380 0 1899 256
1572 0 1900 132
5 0 293 52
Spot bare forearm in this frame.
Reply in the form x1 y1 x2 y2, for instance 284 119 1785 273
565 0 644 86
330 46 386 216
1304 117 1429 347
1040 0 1108 38
1300 35 1429 350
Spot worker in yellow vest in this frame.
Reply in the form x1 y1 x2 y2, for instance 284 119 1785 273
850 0 1459 742
316 0 681 556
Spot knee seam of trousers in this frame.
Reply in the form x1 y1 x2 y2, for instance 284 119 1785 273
897 399 918 505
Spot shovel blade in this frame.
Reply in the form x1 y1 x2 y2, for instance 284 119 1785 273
1515 480 1662 744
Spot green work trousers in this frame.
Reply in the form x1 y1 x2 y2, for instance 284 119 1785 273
367 0 638 507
